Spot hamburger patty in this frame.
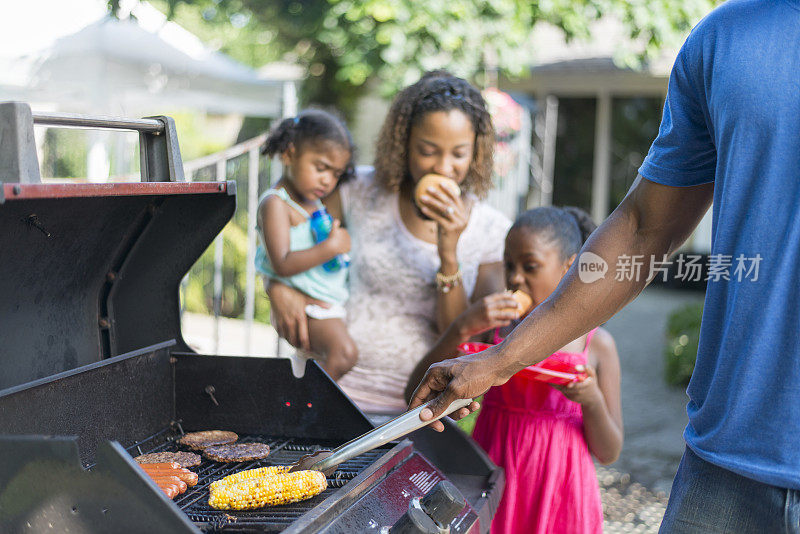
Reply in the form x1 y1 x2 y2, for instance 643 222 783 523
134 451 202 468
178 430 238 450
203 443 271 463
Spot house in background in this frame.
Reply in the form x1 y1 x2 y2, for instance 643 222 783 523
501 17 712 253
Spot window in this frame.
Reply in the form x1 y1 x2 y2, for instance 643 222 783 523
551 98 596 213
608 97 664 209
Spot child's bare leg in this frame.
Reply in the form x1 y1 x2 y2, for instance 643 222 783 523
307 317 358 380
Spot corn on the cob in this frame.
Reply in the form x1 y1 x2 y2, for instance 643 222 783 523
210 465 290 489
208 468 327 510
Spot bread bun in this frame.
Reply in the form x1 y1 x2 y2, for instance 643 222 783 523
511 290 533 315
414 174 461 207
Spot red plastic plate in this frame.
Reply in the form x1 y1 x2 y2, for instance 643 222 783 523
457 342 493 356
457 343 587 385
517 361 587 385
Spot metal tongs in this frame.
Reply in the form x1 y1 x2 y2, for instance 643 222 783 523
288 398 474 475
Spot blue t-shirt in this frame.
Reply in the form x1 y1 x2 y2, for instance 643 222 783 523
639 0 800 489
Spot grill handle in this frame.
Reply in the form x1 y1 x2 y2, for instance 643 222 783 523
0 102 184 183
308 398 474 473
32 110 185 183
31 111 165 133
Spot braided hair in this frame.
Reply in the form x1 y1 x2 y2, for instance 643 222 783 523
374 70 495 197
263 108 356 183
512 206 597 261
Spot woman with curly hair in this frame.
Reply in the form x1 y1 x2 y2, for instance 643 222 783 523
268 71 511 414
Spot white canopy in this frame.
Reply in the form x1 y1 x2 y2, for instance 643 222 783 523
0 0 300 180
0 1 298 118
0 3 299 117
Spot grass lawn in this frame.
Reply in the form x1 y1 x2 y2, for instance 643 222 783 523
455 396 483 435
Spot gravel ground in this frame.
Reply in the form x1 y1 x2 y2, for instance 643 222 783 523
598 464 669 533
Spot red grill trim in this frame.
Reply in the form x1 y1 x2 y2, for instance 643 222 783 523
3 182 228 200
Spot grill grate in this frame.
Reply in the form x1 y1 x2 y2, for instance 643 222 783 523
125 432 391 532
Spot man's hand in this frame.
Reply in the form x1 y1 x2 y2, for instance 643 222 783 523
409 347 510 432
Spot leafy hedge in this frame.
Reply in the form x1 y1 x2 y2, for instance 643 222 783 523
664 303 704 386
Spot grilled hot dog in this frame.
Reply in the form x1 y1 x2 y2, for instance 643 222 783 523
140 465 199 487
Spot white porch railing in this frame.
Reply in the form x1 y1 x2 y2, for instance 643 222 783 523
183 133 275 356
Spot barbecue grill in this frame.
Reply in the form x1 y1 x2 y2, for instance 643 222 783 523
0 102 504 533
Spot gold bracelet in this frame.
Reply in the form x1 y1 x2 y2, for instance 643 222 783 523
435 268 463 294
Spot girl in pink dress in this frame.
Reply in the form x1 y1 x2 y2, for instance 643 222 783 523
407 206 623 533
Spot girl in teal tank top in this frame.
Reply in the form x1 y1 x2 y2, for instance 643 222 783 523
256 110 358 380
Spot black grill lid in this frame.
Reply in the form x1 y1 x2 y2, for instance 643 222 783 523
0 102 235 390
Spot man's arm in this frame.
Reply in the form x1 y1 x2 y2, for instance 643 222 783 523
410 175 714 429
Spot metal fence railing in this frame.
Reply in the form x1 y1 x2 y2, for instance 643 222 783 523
183 133 273 355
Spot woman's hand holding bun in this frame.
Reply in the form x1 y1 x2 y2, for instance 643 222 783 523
414 174 469 264
414 174 461 207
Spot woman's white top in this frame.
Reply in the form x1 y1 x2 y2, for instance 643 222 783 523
337 168 511 413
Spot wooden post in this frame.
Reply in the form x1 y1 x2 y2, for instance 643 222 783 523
592 92 612 224
541 95 559 207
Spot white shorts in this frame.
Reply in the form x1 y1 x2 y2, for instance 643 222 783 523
304 303 347 320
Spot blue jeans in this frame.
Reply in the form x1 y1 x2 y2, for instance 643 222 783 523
660 446 800 533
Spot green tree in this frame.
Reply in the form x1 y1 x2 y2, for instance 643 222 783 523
112 0 718 116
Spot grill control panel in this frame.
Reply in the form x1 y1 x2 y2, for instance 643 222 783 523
321 452 479 534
